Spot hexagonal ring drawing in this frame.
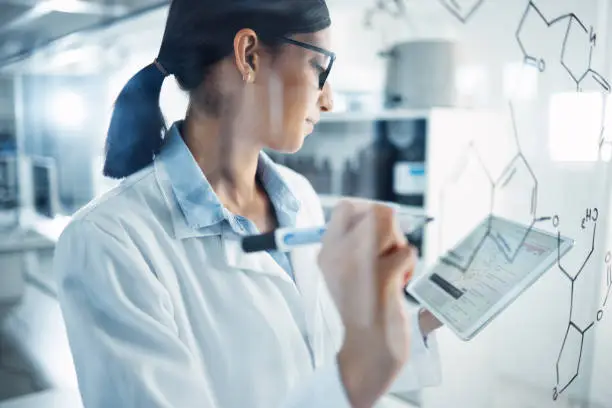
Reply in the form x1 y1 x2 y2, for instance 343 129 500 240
552 210 600 401
438 0 485 23
438 143 494 272
491 153 538 262
554 322 592 400
441 216 493 273
560 15 592 86
560 15 611 92
515 1 610 92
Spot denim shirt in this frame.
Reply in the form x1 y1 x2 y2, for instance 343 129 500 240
158 121 299 279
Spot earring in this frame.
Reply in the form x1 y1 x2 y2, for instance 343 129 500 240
244 71 253 83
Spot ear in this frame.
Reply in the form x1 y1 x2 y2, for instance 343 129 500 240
234 28 259 84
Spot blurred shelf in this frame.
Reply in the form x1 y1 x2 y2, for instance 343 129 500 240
0 228 55 255
17 210 71 243
318 194 425 216
0 388 82 408
320 109 431 123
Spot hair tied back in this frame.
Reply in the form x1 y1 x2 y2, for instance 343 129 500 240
103 61 169 179
154 59 169 77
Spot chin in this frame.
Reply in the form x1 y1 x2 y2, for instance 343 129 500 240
282 141 305 154
268 133 306 154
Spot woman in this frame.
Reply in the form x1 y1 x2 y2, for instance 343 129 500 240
54 0 443 407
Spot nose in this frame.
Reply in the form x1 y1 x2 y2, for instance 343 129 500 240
318 81 334 113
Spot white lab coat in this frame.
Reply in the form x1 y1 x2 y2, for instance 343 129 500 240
53 158 441 408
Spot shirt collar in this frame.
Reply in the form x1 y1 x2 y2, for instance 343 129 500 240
155 122 301 238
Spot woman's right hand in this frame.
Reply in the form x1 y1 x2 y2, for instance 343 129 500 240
318 200 417 408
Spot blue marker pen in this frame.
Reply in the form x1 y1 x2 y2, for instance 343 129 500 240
241 217 434 253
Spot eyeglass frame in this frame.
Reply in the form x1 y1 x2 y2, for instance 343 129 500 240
279 36 336 90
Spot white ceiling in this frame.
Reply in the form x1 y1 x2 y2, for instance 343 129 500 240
0 0 457 73
0 0 169 66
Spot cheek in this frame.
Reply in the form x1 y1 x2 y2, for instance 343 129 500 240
263 74 286 136
282 87 309 124
261 68 319 149
281 79 318 126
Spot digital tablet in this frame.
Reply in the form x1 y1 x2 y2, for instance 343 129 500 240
406 215 574 341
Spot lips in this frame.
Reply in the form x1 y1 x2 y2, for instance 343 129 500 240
304 119 316 135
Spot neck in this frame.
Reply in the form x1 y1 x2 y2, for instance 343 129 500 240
182 107 262 209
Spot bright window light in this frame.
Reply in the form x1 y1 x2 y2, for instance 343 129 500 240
548 92 603 162
503 62 538 100
44 0 124 14
39 0 79 13
600 142 612 162
599 96 612 161
48 46 101 72
455 65 488 103
47 90 86 130
160 80 189 124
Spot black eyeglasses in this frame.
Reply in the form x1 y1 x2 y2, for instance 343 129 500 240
279 36 336 90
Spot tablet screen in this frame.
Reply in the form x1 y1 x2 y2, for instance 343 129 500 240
410 216 567 335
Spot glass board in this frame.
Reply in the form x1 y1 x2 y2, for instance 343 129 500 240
418 0 612 407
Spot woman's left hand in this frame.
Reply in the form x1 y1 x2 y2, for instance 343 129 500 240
418 308 443 337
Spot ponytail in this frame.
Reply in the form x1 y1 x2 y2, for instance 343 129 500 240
104 0 332 180
103 62 168 179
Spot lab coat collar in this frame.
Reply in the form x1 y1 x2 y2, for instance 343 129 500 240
257 152 301 217
156 122 226 233
221 216 325 342
155 161 294 282
154 121 301 240
154 125 323 342
221 231 293 282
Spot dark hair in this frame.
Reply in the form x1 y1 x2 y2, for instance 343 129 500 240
103 0 331 179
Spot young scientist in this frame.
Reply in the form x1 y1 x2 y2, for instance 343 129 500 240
53 0 443 407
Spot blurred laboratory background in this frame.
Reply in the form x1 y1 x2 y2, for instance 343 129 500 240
2 0 612 407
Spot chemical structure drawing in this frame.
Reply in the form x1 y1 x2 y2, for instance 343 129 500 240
598 127 611 161
438 142 494 273
597 250 612 322
490 103 541 262
363 0 406 29
438 0 485 23
439 103 550 273
597 99 612 161
516 1 611 93
552 208 611 401
556 209 597 282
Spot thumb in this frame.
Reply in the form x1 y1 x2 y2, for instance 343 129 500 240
379 246 417 284
402 247 419 286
